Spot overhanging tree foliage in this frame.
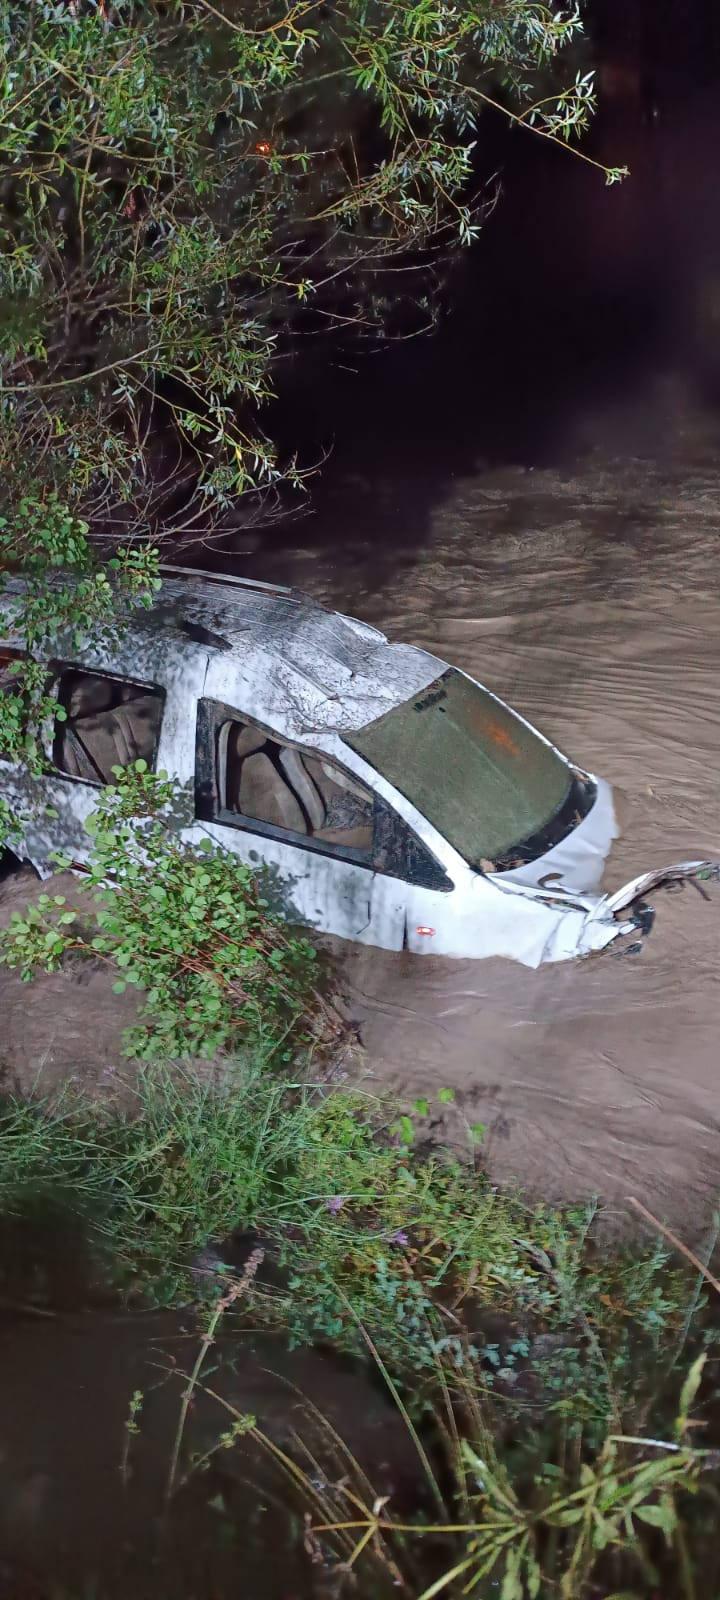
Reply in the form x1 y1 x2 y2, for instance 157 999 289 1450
0 0 625 545
0 3 627 841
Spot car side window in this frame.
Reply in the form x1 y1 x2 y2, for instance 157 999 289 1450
198 702 374 861
195 700 451 889
0 647 25 697
52 667 165 786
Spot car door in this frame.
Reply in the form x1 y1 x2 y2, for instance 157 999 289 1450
191 692 462 949
192 695 384 942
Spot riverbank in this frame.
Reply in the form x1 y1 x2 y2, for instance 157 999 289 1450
1 1049 719 1597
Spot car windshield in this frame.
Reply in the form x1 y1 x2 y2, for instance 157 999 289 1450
344 669 572 868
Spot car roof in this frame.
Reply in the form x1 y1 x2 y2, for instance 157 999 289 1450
0 568 444 738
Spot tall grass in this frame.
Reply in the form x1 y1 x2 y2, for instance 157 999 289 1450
159 1262 720 1600
0 1060 706 1383
2 1064 719 1596
0 1057 361 1302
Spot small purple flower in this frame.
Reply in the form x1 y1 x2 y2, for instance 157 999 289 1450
389 1229 409 1247
325 1194 346 1214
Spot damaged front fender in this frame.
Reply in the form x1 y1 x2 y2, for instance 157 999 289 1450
589 859 720 918
575 859 720 959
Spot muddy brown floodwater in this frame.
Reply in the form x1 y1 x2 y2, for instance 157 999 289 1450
1 384 719 1235
1 380 719 1598
239 384 720 1236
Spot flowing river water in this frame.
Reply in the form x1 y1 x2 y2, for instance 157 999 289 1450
1 382 718 1236
1 379 719 1599
235 380 720 1236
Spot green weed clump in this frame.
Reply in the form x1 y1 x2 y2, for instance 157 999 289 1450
0 1063 326 1303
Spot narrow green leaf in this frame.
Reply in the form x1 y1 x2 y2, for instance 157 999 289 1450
676 1352 706 1436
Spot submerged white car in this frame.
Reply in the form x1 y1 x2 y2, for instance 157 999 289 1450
0 568 715 967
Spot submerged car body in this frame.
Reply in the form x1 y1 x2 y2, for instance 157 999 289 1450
0 569 714 967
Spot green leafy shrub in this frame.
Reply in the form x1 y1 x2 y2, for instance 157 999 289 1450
0 496 161 780
0 1 626 542
0 793 21 853
0 765 320 1059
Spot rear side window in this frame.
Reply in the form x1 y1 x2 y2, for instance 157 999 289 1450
0 646 24 681
52 668 164 786
0 647 25 702
0 647 29 757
